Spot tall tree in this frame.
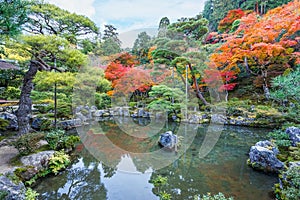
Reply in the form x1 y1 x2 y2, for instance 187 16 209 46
10 35 86 135
158 17 170 38
151 49 209 105
100 25 121 56
0 0 30 37
8 1 98 134
132 31 151 64
167 14 209 41
24 1 99 44
102 24 121 46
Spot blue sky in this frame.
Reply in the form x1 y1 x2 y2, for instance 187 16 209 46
47 0 206 47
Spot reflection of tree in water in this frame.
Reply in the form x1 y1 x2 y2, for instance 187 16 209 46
102 164 116 178
36 159 108 200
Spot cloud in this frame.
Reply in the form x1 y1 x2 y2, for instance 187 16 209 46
46 0 207 47
93 0 206 32
47 0 96 18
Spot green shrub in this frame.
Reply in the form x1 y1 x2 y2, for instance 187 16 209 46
48 150 70 175
0 118 9 131
14 133 45 156
25 188 39 200
45 129 79 150
0 190 8 199
95 92 111 109
267 129 291 149
3 86 20 100
276 166 300 200
159 191 171 200
129 102 137 108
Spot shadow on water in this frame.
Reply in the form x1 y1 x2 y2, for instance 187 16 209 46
34 117 277 200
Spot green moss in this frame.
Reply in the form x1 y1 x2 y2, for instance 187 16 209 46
13 132 45 156
6 172 21 184
0 118 9 131
0 190 8 199
10 155 23 166
0 135 6 142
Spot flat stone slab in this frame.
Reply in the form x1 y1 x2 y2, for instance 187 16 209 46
0 145 19 174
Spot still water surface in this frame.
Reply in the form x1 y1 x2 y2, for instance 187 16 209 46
34 118 277 200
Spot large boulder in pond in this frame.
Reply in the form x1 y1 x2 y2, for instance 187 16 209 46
286 126 300 147
248 140 284 173
0 172 26 200
158 131 178 149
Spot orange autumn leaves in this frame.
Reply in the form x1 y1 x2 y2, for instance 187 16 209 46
209 0 300 88
104 52 168 97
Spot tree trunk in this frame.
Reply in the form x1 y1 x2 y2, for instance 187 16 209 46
17 61 39 135
188 64 209 105
262 70 270 100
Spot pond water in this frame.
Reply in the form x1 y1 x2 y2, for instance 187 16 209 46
34 118 277 200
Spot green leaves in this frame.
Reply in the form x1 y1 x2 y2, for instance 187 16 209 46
48 150 71 175
148 85 184 113
0 0 30 37
25 2 99 43
270 67 300 103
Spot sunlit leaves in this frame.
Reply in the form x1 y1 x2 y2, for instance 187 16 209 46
218 9 246 33
208 1 300 90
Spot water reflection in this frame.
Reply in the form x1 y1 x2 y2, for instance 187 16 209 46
34 119 277 200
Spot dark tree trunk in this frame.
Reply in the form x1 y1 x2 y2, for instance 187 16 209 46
188 64 209 106
17 61 39 135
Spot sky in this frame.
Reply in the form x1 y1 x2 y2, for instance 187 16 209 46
47 0 207 47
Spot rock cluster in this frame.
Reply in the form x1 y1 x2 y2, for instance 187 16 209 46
158 131 178 149
248 140 284 173
0 173 26 200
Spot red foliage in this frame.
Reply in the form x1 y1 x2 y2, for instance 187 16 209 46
203 69 237 91
104 62 131 87
113 52 139 67
204 32 229 44
218 9 246 33
113 67 154 97
209 1 300 89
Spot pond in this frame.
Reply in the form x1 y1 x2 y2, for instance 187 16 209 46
34 117 277 200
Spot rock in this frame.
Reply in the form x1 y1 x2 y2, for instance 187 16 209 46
131 112 138 118
102 112 110 117
76 112 87 122
90 106 97 113
188 114 202 124
248 140 284 173
286 126 300 146
137 109 145 117
211 114 227 124
59 118 82 129
15 167 39 181
288 161 300 169
21 150 55 171
0 112 18 130
75 106 83 114
0 172 26 200
255 140 279 155
158 131 178 149
93 110 105 117
31 117 50 130
35 140 48 149
143 111 150 118
123 107 130 117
